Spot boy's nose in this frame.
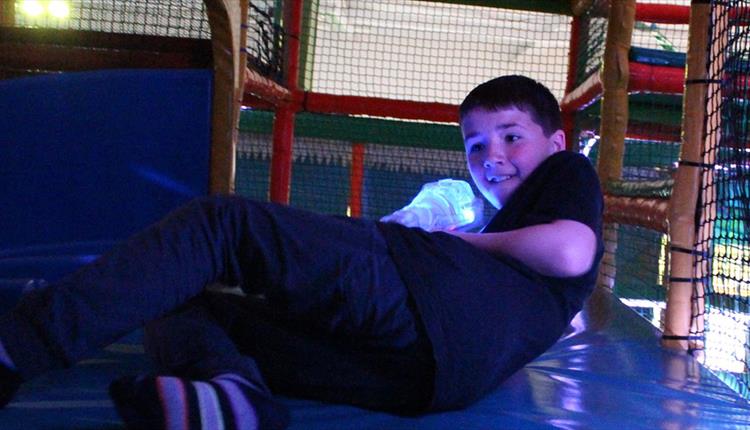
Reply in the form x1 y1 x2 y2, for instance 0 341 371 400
483 159 497 169
483 145 506 168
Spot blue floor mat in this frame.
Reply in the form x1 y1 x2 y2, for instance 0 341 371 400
1 286 748 429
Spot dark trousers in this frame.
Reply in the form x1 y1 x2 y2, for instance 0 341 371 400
0 196 434 414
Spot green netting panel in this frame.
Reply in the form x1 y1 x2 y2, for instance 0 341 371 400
579 93 683 128
10 0 210 37
299 0 572 102
611 224 669 327
573 0 608 87
693 0 750 400
620 140 680 181
585 138 680 181
240 110 462 150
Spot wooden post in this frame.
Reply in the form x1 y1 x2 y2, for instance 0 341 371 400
596 0 635 185
205 0 248 194
0 1 14 26
663 2 725 351
595 0 636 290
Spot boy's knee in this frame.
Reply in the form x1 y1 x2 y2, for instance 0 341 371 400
178 195 276 231
184 194 249 215
192 194 242 206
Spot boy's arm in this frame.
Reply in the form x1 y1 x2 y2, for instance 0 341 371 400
447 219 597 278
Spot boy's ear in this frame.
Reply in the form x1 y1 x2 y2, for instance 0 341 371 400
549 130 566 152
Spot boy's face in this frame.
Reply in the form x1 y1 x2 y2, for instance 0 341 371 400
461 107 565 209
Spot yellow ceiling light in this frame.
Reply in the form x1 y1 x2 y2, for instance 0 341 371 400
48 0 70 19
20 0 45 17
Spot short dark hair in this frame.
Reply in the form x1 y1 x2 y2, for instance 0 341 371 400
459 75 562 136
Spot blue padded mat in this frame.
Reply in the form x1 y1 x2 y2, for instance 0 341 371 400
1 286 748 429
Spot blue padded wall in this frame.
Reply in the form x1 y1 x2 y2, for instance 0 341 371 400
0 69 212 249
0 69 212 279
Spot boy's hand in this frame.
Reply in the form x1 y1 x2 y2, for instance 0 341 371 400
380 179 483 232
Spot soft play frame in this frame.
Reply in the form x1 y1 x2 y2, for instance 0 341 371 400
1 66 749 430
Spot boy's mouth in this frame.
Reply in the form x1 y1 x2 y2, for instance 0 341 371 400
488 175 512 184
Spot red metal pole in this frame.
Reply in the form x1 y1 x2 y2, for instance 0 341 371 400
629 62 684 94
247 91 458 123
349 143 365 217
270 107 296 202
561 61 686 115
635 4 690 25
269 0 303 204
304 92 458 123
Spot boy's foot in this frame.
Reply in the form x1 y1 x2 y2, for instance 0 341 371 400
109 373 289 430
0 341 21 408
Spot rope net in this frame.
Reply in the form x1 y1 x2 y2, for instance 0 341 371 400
694 0 750 399
572 0 609 88
246 0 284 83
572 2 700 331
238 0 573 222
299 1 571 103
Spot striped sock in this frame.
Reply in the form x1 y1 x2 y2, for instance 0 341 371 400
109 373 288 430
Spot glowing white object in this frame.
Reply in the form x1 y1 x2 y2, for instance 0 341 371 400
20 0 44 17
461 207 476 224
381 179 483 232
48 1 70 19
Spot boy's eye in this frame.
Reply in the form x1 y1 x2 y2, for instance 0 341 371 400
505 135 520 143
468 143 484 153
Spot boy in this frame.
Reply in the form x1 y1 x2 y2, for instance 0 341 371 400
0 75 602 429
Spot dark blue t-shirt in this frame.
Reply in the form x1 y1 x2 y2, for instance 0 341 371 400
377 151 604 411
